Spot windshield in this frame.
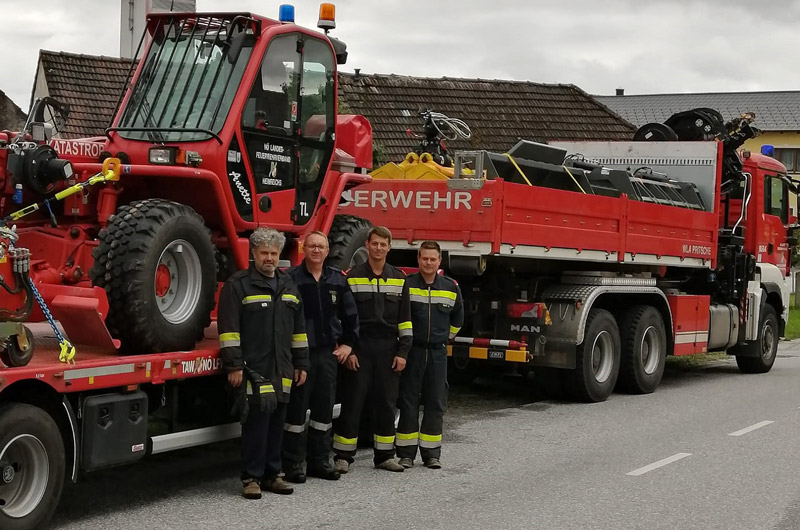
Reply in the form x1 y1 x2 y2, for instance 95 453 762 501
117 15 253 142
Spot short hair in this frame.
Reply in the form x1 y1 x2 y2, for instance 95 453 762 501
304 230 329 246
249 227 286 251
367 226 392 244
418 240 441 256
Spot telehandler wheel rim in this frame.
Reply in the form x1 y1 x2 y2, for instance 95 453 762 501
591 330 614 384
0 434 49 519
641 325 662 375
155 239 202 325
761 319 776 360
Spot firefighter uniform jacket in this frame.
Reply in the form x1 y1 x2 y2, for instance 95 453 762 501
218 265 310 402
288 262 359 350
406 272 464 348
346 262 413 358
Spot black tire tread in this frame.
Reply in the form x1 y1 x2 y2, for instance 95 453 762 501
735 304 778 374
326 214 373 270
89 199 216 353
617 305 666 394
568 308 620 403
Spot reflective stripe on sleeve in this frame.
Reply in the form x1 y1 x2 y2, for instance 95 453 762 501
281 294 300 304
398 321 413 337
246 382 275 395
284 422 306 433
395 431 419 447
449 326 461 340
333 434 358 451
291 333 308 349
374 434 395 450
282 377 292 393
219 332 240 348
419 432 442 448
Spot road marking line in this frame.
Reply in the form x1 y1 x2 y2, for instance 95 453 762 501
627 453 692 476
728 420 774 437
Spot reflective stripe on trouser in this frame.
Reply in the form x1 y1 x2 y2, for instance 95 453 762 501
333 336 401 466
282 347 338 469
396 346 448 460
241 401 287 482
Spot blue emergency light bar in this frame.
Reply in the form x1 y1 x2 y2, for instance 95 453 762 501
761 144 775 157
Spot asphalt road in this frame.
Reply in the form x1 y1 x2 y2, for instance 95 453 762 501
51 343 800 530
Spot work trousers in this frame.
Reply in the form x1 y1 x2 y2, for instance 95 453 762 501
241 401 288 482
333 335 400 466
396 346 448 461
282 347 338 470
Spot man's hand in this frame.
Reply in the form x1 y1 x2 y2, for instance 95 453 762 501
228 369 243 388
344 354 360 371
333 344 352 364
392 356 406 373
294 369 307 386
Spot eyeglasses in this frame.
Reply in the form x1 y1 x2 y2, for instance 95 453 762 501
306 245 328 251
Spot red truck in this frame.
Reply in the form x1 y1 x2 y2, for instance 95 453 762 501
0 5 794 530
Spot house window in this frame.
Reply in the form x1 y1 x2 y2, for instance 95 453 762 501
774 148 799 173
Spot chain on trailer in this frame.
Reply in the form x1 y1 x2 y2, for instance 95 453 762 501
0 158 121 364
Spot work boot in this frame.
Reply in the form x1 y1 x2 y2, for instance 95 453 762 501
334 459 349 474
307 463 340 481
284 464 306 484
398 458 414 469
424 458 442 470
375 458 405 472
242 479 262 500
261 476 294 495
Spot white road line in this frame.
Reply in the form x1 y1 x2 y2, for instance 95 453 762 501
626 453 692 476
728 420 774 437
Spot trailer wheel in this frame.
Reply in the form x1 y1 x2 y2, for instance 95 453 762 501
0 403 65 530
616 306 666 394
0 327 34 368
569 308 620 402
735 304 778 374
90 199 217 353
326 215 372 270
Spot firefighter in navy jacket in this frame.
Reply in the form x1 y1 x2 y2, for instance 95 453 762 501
396 241 464 469
332 226 413 473
218 228 309 499
282 230 359 483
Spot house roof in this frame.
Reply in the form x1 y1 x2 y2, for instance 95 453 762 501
596 91 800 132
338 73 636 161
0 89 26 132
35 50 137 139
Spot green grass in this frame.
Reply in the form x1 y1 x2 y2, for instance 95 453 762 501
785 307 800 341
666 351 728 368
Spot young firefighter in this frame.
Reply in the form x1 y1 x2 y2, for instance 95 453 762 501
282 231 359 483
218 228 310 500
396 241 464 469
332 226 413 473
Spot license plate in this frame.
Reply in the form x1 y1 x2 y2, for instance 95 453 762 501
488 349 505 360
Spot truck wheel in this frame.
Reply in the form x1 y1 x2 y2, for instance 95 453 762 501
568 308 620 402
0 403 65 530
735 304 778 374
326 215 372 270
0 327 34 368
616 306 666 394
90 199 217 353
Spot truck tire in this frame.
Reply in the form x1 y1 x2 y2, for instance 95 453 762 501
734 304 778 374
568 308 620 402
90 199 217 353
616 305 666 394
0 403 65 530
326 215 372 270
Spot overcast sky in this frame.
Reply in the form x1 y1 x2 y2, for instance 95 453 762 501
1 0 799 112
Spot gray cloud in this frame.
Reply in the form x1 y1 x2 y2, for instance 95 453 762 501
1 0 798 113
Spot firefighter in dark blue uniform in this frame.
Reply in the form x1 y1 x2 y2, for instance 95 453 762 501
282 231 359 483
332 226 413 473
396 241 464 469
218 228 310 500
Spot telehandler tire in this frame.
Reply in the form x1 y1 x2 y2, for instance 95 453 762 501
326 215 372 270
90 199 217 353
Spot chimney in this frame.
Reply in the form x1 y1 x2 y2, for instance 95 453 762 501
354 68 361 82
615 88 625 96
